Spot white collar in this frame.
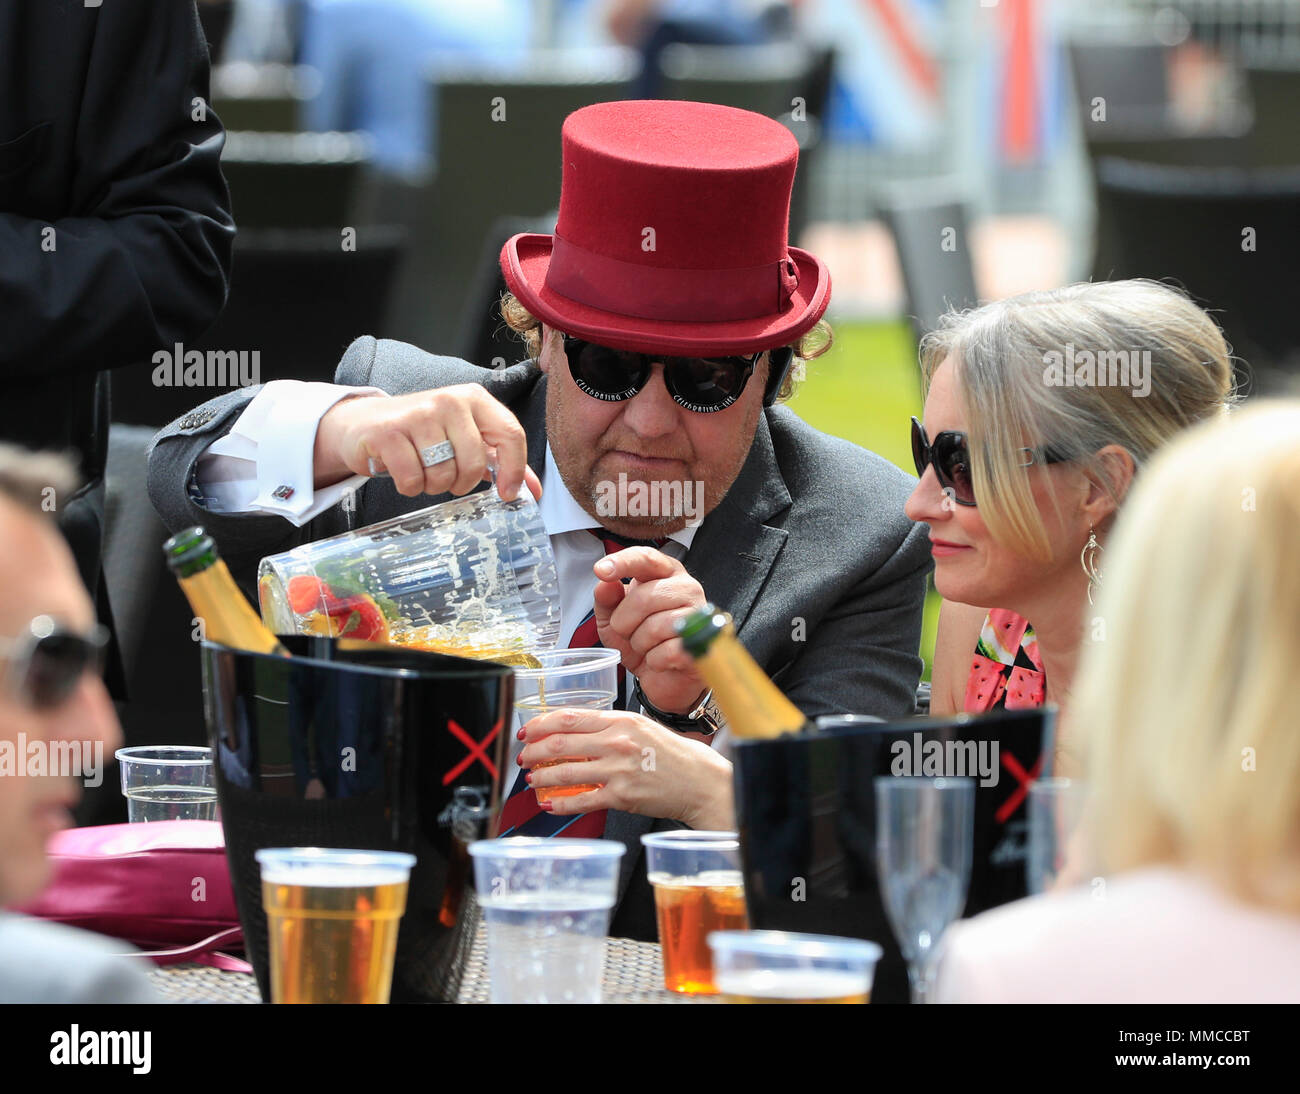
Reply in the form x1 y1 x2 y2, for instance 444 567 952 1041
538 442 700 550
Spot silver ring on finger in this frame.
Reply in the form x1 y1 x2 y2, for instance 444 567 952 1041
419 440 455 469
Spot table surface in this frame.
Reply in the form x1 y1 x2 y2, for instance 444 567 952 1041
149 927 717 1004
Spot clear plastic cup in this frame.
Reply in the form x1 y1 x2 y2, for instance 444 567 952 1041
1028 778 1092 894
256 482 560 664
513 648 620 802
708 930 884 1004
255 847 417 1004
115 745 217 823
468 837 626 1003
640 831 746 994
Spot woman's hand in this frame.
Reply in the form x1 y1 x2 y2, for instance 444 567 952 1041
517 707 734 831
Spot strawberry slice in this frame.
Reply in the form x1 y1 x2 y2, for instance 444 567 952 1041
322 593 389 642
288 575 333 614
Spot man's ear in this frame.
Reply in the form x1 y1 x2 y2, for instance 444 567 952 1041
1083 444 1137 528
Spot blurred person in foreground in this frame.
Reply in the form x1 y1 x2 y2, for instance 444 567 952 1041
0 446 157 1003
937 401 1300 1004
905 280 1235 768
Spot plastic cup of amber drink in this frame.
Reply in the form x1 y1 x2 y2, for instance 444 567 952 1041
513 648 620 802
641 831 748 994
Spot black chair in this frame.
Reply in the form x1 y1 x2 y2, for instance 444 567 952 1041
1082 125 1250 281
659 41 814 120
112 226 407 426
211 63 320 132
1243 58 1300 167
1068 38 1172 133
220 131 371 230
456 213 556 368
1095 157 1300 390
877 183 979 346
86 424 209 827
386 52 638 353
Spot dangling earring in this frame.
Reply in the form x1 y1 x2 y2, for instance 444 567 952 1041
1080 528 1103 606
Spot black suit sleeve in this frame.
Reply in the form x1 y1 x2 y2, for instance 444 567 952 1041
0 0 234 378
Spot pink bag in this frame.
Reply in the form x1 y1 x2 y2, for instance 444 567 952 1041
14 821 250 971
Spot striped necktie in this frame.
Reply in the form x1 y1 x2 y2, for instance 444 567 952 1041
495 529 666 839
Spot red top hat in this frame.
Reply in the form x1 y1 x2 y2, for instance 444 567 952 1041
500 100 831 357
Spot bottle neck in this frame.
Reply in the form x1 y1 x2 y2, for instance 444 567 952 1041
694 628 808 740
178 559 287 657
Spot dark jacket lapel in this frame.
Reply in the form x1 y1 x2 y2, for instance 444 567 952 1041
684 411 792 633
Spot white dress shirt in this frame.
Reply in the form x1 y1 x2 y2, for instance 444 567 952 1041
193 379 721 773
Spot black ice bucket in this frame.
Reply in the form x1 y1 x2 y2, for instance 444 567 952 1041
201 635 513 1002
733 707 1055 1004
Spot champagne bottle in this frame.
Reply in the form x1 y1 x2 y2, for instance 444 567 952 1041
675 604 813 739
164 527 289 656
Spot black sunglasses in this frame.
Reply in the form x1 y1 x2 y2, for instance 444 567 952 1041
562 335 795 413
0 616 109 710
910 417 1069 507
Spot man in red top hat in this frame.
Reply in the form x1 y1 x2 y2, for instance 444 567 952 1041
148 100 931 940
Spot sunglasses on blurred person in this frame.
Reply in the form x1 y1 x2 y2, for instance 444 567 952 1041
910 417 1070 507
562 335 796 412
0 616 109 710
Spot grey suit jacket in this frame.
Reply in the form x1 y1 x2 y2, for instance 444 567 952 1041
148 337 933 940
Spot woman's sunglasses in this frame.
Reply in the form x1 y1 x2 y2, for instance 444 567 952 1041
910 417 1069 507
562 335 795 413
0 616 109 710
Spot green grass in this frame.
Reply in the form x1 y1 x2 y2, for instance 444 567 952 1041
786 318 940 680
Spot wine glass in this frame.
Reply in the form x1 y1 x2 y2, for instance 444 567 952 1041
874 777 974 1004
1027 778 1091 895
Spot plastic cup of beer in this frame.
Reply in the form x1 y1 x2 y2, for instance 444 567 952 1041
512 648 620 803
708 931 883 1004
255 847 416 1004
469 837 625 1004
115 745 217 823
641 830 747 994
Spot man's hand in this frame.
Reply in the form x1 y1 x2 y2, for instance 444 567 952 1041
591 547 709 715
312 385 542 501
518 708 734 830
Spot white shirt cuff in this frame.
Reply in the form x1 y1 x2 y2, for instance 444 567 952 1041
195 380 383 527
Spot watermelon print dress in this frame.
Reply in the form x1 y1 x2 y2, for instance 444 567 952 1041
964 608 1048 712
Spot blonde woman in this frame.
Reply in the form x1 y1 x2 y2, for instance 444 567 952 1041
905 280 1235 767
936 401 1300 1003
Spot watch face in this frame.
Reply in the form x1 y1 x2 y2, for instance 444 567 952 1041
697 698 723 736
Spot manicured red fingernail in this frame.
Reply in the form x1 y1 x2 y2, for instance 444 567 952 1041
517 727 527 740
538 800 553 811
515 753 524 766
524 772 533 784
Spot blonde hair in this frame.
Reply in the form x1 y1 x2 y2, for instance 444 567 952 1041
1074 400 1300 913
498 292 831 403
919 280 1236 560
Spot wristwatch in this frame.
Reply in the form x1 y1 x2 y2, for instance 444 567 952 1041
632 678 723 737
